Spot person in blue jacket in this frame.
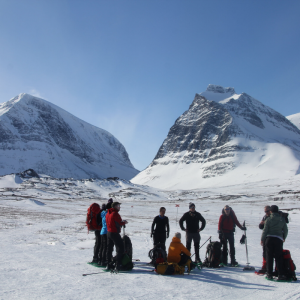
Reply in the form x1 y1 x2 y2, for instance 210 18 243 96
98 201 111 266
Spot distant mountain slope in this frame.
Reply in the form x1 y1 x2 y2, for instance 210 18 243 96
287 112 300 130
132 85 300 189
0 93 139 179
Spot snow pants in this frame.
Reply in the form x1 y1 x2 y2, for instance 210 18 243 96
99 234 107 263
153 232 167 251
265 237 283 276
186 232 201 261
106 232 125 264
221 232 235 264
93 230 101 262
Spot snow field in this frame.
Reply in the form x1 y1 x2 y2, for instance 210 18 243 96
0 176 300 299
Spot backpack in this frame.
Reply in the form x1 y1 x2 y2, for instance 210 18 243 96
123 234 133 260
120 253 134 271
221 207 236 232
279 211 289 224
148 243 167 267
274 249 297 281
203 241 222 268
86 203 102 232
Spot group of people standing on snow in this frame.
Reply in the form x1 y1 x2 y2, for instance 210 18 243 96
89 200 289 280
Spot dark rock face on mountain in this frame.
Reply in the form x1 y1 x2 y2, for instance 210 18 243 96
0 93 138 179
132 85 300 188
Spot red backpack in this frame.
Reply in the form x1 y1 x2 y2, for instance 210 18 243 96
275 249 297 281
86 203 102 232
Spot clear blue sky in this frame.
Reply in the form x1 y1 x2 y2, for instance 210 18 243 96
1 0 300 171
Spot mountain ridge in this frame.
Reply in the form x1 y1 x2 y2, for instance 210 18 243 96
0 93 138 179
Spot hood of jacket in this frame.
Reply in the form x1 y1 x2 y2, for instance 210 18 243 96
171 237 181 243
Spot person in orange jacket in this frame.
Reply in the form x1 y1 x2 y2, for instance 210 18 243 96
167 232 191 264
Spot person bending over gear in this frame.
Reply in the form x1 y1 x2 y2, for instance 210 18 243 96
167 232 191 268
179 203 206 263
105 202 128 271
261 205 288 281
218 205 246 266
151 207 170 252
257 205 271 274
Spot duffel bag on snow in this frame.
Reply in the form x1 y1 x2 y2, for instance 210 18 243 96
86 203 102 232
156 262 185 275
202 241 222 268
120 253 134 271
274 249 297 281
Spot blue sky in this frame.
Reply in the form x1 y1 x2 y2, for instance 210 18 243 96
0 0 300 171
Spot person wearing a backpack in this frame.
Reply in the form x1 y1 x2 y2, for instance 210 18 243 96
218 205 246 266
179 203 206 263
151 207 170 252
105 202 128 271
86 203 103 264
261 205 288 281
98 203 108 266
257 205 271 274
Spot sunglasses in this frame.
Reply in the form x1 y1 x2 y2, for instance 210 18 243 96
225 208 230 211
264 210 270 213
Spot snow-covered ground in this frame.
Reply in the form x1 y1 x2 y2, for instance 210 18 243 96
1 174 300 299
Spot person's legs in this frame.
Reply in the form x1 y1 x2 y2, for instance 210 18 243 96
186 232 192 252
100 234 107 265
265 237 274 277
227 233 236 264
221 235 228 265
106 232 115 265
93 230 101 262
157 233 167 252
109 232 125 264
193 232 201 262
273 238 284 276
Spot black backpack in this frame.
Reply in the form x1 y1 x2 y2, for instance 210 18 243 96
123 235 133 260
279 211 289 224
148 243 167 267
203 241 222 268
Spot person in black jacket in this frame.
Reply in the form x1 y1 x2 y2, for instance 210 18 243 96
257 205 271 274
151 207 170 251
179 203 206 263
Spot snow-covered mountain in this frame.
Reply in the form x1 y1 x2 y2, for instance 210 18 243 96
132 84 300 189
287 112 300 130
0 93 139 179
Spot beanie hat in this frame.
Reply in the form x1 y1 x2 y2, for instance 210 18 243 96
101 204 106 210
270 205 279 213
189 202 195 209
108 198 113 203
175 232 181 239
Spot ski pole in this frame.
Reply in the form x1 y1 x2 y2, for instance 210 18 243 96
82 272 108 276
243 221 249 264
191 236 211 258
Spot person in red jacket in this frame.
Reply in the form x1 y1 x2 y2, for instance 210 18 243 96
105 202 128 271
218 205 246 266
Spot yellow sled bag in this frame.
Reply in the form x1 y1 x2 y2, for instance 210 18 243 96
156 262 185 275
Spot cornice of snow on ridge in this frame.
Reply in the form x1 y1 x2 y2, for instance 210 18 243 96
287 112 300 130
0 93 139 180
131 85 300 189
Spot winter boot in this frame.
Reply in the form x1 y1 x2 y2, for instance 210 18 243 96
105 261 114 271
257 257 267 274
194 243 202 264
277 275 288 281
265 273 273 280
230 259 238 267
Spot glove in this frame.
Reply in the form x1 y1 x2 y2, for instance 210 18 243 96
241 226 247 231
167 232 169 238
150 233 153 238
219 233 224 240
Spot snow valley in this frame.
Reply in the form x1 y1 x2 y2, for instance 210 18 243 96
0 173 300 299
